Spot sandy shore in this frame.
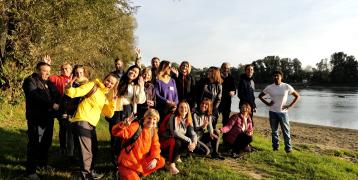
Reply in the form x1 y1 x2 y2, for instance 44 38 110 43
253 116 358 152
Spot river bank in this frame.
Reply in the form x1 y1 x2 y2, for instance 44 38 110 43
253 116 358 152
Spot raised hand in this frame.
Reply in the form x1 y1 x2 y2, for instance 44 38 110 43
135 47 142 59
43 55 52 65
138 76 144 87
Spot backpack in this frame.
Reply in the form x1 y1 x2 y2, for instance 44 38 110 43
158 113 174 137
121 121 155 154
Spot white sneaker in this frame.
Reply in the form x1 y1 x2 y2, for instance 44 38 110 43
28 173 40 180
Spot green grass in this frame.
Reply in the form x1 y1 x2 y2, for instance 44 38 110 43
0 102 357 179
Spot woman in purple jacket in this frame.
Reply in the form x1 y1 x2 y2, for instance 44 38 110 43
220 102 253 155
155 61 179 119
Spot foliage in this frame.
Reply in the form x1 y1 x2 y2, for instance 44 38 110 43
0 0 137 103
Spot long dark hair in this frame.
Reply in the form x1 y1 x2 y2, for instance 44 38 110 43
118 65 141 96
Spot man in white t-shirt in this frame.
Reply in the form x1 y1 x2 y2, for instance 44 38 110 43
258 70 300 153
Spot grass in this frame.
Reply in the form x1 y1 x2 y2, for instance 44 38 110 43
0 102 357 179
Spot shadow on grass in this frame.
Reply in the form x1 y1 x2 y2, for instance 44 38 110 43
0 127 115 179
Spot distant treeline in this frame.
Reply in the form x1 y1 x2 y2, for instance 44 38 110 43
189 51 358 87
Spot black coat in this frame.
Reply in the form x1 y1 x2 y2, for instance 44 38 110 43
219 74 236 112
23 73 60 126
237 74 256 109
174 73 196 108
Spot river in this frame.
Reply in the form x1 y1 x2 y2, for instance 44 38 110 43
231 87 358 130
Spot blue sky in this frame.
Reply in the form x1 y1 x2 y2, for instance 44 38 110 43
133 0 358 68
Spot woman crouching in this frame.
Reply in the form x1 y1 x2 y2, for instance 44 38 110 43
159 101 197 175
220 103 253 155
112 109 165 180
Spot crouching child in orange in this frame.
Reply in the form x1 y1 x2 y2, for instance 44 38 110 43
112 109 165 180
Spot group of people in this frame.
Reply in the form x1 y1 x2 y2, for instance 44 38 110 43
22 54 300 180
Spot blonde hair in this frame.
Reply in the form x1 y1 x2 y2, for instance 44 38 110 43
143 108 160 121
61 62 72 69
142 67 152 75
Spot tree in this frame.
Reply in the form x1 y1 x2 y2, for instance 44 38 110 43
0 0 137 103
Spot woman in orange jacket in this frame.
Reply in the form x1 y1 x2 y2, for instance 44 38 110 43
112 108 165 180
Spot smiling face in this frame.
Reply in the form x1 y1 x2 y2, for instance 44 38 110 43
143 115 158 128
180 62 190 75
74 67 85 78
200 101 209 113
103 75 118 89
142 69 152 82
178 102 189 117
240 103 251 116
61 64 72 77
127 67 140 82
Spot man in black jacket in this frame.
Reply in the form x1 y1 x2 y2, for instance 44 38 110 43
237 64 256 126
219 63 236 126
23 62 60 179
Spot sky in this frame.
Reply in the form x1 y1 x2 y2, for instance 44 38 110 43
133 0 358 68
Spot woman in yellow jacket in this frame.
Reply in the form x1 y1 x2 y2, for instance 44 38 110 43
65 73 118 180
112 109 165 180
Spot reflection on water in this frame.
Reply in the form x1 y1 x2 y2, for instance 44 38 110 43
231 87 358 130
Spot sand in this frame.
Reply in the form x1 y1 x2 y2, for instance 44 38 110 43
253 116 358 152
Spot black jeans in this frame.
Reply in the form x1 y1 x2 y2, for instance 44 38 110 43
232 133 252 153
26 118 54 174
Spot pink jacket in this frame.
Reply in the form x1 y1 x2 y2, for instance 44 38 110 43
220 113 253 145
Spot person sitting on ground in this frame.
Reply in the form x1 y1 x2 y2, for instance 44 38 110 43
65 73 118 180
111 108 165 180
159 101 197 175
193 99 224 160
220 102 253 156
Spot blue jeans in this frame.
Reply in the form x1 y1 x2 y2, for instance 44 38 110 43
269 111 291 151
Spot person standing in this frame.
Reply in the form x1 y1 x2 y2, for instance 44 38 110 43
150 57 160 83
258 70 300 153
174 61 196 109
197 67 223 129
237 64 256 126
155 61 179 119
65 73 118 179
219 62 236 126
23 61 61 179
48 61 73 155
112 57 125 79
